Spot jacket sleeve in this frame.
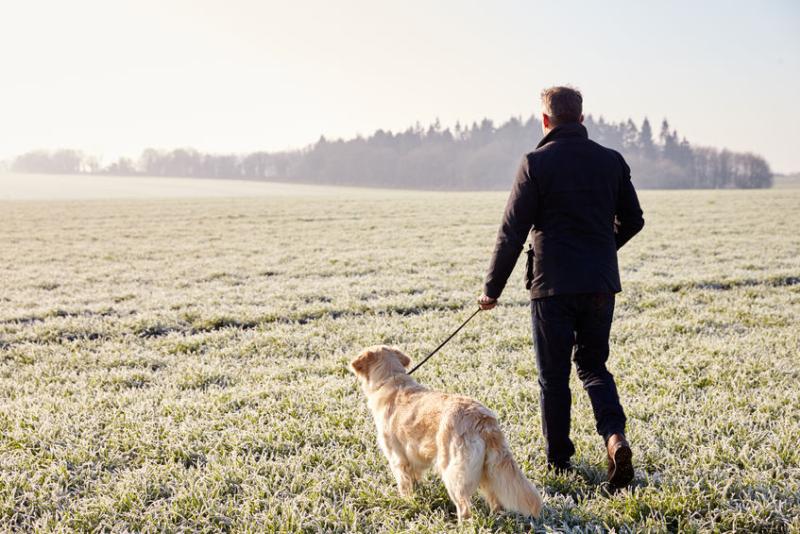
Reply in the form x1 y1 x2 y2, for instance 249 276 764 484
614 153 645 250
483 156 537 299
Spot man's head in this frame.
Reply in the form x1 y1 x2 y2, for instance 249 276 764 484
540 86 583 133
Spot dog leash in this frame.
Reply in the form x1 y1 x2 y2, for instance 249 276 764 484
407 307 483 375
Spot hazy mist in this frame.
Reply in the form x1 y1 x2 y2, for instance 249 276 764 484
1 1 798 177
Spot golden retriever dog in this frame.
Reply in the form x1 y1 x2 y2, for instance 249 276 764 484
349 345 543 522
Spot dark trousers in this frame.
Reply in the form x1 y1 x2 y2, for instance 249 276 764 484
531 293 626 464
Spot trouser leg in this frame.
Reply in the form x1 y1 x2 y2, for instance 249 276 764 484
573 293 626 443
531 296 576 464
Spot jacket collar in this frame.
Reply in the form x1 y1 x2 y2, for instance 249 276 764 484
536 122 588 149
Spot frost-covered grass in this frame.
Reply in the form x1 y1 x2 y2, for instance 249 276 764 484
1 188 798 532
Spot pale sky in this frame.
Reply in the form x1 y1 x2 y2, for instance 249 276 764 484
2 0 799 172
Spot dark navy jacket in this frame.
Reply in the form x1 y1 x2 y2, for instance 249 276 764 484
484 122 644 299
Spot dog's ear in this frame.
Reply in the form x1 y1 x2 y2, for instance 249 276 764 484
397 351 411 369
349 349 375 376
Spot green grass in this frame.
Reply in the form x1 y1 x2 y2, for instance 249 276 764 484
1 188 799 532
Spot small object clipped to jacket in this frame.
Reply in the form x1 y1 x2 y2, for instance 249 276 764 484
525 242 535 290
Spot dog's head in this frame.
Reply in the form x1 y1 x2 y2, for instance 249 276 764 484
349 345 412 386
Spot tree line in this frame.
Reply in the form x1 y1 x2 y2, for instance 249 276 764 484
10 115 772 189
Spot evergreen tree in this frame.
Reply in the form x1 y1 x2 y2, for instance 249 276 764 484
639 118 656 158
622 119 639 152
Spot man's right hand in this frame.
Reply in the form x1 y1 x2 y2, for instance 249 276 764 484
478 294 497 310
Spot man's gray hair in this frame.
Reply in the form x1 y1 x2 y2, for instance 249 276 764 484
541 86 583 126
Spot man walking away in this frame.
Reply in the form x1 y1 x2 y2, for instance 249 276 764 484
477 86 644 488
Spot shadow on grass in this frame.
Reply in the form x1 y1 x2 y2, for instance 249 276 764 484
398 478 548 532
410 482 542 532
543 459 653 502
363 461 655 532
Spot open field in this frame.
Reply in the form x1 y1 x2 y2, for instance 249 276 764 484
1 183 799 532
0 172 361 201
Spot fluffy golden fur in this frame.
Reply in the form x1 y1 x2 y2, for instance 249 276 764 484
349 345 543 522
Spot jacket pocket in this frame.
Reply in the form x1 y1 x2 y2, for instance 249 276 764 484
525 243 535 290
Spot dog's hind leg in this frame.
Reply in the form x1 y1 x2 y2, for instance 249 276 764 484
478 430 502 511
479 477 502 513
440 437 485 522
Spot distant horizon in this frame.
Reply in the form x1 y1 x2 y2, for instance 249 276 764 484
3 111 793 174
6 112 775 191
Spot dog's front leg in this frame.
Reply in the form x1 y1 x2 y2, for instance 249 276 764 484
380 435 415 497
389 456 415 497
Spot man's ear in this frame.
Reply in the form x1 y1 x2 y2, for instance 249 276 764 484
579 113 584 124
349 350 375 376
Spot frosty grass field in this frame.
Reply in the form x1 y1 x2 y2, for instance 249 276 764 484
1 175 799 532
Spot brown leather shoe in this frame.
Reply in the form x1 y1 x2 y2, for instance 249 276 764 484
606 433 634 488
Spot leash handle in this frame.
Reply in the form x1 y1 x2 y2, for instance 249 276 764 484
407 307 482 376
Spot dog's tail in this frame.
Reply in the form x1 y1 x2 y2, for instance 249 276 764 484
482 425 543 518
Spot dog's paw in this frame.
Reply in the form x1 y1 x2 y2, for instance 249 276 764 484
397 487 415 498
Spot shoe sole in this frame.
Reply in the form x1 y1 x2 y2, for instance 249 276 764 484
609 444 634 488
